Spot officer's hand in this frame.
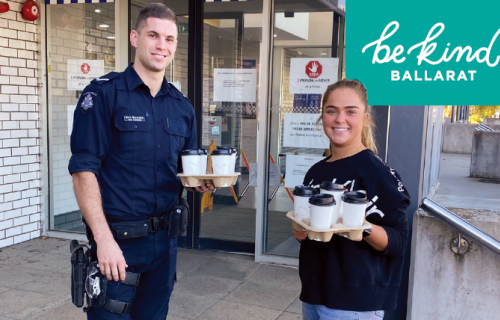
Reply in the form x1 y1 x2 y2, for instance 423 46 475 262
293 229 308 241
194 183 220 193
96 237 128 282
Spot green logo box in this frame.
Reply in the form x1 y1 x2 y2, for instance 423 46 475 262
346 0 500 105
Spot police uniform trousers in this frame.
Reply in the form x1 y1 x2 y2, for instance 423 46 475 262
87 226 177 320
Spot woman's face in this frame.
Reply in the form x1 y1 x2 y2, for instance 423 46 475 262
322 88 368 148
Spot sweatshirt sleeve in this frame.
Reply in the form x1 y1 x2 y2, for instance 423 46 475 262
364 165 411 257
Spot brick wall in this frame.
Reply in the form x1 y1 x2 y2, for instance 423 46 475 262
0 0 42 248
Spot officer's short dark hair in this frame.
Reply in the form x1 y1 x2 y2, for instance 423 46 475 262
135 3 178 34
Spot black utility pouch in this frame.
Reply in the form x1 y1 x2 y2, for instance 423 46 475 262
70 240 90 308
168 198 189 238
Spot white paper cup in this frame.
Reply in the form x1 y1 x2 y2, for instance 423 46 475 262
198 155 207 174
211 154 232 174
308 194 335 229
341 191 368 227
320 189 344 225
342 202 366 227
292 186 319 222
181 149 208 175
181 156 201 174
294 196 312 222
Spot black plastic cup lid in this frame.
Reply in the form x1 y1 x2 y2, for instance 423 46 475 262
211 149 231 156
217 147 235 154
309 194 335 206
292 185 319 197
181 149 207 156
341 191 368 204
320 181 345 191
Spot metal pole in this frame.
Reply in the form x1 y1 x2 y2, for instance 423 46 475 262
420 198 500 255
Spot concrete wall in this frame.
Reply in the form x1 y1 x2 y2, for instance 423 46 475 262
442 123 500 154
484 118 500 126
409 209 500 320
442 123 476 154
0 0 43 248
470 131 500 179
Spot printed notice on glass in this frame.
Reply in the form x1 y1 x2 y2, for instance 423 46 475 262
283 113 329 149
284 155 325 188
67 59 105 91
249 162 282 187
289 58 338 94
213 68 257 102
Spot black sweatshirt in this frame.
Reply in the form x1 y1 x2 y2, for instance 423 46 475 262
299 149 411 311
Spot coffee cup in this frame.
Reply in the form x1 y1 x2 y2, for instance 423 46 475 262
320 181 345 224
309 194 336 229
181 149 208 174
217 147 237 172
341 191 368 227
211 149 233 174
292 185 319 222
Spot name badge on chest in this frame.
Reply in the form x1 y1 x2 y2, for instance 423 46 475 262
124 116 146 122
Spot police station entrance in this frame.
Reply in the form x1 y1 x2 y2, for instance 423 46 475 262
44 0 345 261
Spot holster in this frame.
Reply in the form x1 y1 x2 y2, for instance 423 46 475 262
70 240 91 308
168 198 189 238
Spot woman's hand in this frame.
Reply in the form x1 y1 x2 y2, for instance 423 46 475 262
293 229 308 241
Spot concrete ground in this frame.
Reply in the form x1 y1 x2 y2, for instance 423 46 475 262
0 237 302 320
433 153 500 210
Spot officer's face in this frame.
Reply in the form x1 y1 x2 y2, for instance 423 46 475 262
130 17 178 74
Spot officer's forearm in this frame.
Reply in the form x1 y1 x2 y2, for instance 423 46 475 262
72 171 114 244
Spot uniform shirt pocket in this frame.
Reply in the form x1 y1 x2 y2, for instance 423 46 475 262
163 118 191 165
115 116 153 160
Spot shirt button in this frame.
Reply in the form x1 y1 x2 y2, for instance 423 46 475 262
134 125 137 128
158 144 161 148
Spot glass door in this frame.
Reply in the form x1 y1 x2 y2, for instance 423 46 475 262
47 1 116 232
262 1 345 257
194 0 264 253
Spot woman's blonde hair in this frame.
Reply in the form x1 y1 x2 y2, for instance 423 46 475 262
320 79 378 154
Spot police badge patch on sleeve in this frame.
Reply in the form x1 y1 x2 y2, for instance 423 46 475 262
81 92 97 113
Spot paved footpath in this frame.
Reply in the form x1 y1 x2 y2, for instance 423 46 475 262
0 237 302 320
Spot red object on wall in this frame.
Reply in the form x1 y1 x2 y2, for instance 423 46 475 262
22 0 39 21
0 2 10 13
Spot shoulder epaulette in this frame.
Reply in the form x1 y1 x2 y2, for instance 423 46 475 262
91 72 120 85
169 82 192 105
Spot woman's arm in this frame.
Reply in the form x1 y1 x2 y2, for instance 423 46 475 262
363 224 388 251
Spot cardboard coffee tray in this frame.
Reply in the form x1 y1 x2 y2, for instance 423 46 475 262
286 211 371 242
177 173 241 188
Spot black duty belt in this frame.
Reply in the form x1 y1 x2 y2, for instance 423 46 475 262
108 214 170 240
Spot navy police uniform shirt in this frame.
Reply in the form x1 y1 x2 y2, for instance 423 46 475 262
68 64 197 219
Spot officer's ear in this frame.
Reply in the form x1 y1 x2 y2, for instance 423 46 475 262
130 30 139 48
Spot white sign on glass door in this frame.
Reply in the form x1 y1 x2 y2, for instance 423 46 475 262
283 113 329 149
284 155 325 188
67 59 105 91
213 69 257 102
289 58 339 94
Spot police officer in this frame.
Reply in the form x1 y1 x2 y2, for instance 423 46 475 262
69 3 215 319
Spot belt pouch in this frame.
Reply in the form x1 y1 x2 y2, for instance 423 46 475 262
111 223 149 240
70 240 90 308
168 200 188 238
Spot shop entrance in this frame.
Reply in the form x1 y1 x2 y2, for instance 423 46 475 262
45 0 345 257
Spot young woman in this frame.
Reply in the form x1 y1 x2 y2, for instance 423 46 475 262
294 79 411 320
